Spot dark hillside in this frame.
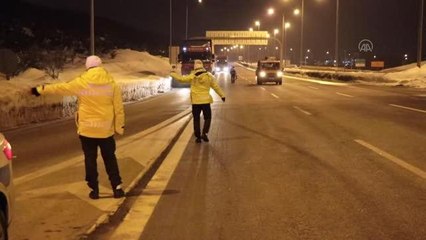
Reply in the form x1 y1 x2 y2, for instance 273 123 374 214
0 0 168 55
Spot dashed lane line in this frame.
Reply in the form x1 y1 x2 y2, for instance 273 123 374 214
271 93 279 99
336 92 355 98
284 75 349 86
355 139 426 180
389 104 426 114
293 106 312 116
13 108 192 186
261 87 266 91
308 86 319 90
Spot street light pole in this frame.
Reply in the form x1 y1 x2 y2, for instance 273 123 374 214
90 0 95 55
170 0 172 46
299 0 304 66
417 0 424 68
335 0 340 68
185 0 202 40
185 0 189 39
281 14 285 69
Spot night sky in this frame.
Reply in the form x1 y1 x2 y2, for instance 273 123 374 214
22 0 424 65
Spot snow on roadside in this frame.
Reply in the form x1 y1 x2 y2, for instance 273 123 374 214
382 65 426 88
0 49 172 130
284 63 426 88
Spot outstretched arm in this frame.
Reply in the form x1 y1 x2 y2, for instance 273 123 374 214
170 72 194 83
36 77 83 96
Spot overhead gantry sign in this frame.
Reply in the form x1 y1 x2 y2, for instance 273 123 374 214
206 31 269 50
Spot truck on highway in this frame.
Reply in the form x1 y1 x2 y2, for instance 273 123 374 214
174 37 215 87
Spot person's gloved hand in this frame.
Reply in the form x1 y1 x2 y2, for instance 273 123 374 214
31 87 40 97
222 97 225 102
116 125 125 135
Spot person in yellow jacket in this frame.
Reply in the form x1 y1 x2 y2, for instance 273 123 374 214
171 59 225 143
31 55 125 199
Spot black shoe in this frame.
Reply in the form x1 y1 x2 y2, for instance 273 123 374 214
113 185 125 198
195 137 202 143
89 189 99 199
201 134 209 142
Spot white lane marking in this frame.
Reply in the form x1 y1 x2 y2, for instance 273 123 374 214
14 108 192 186
14 157 83 186
308 86 319 90
261 87 266 91
389 104 426 114
108 120 193 239
293 106 312 115
336 92 354 98
284 75 349 86
355 139 426 180
271 93 279 99
17 181 118 211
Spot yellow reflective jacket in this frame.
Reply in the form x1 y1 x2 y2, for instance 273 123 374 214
37 67 125 138
171 68 225 104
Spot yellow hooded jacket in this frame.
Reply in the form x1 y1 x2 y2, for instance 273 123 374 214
36 67 125 138
171 68 225 104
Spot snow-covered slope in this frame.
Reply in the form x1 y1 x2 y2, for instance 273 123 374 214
0 49 172 130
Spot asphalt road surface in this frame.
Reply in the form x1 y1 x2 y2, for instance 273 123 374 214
90 66 426 240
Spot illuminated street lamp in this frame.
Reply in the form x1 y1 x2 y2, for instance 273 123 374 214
285 22 291 29
294 9 300 15
274 29 279 36
249 27 254 32
255 20 261 30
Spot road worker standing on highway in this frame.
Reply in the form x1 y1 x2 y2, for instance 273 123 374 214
171 59 225 143
31 55 125 199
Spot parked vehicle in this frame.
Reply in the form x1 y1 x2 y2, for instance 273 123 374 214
0 133 14 240
255 59 283 85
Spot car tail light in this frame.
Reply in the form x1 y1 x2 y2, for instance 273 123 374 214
2 139 13 161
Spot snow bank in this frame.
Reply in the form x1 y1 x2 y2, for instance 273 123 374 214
382 65 426 88
0 49 172 130
284 63 426 88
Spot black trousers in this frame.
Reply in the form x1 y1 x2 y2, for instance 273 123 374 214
192 104 212 138
79 135 122 190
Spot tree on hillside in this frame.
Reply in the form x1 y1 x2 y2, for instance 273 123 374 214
0 49 19 80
